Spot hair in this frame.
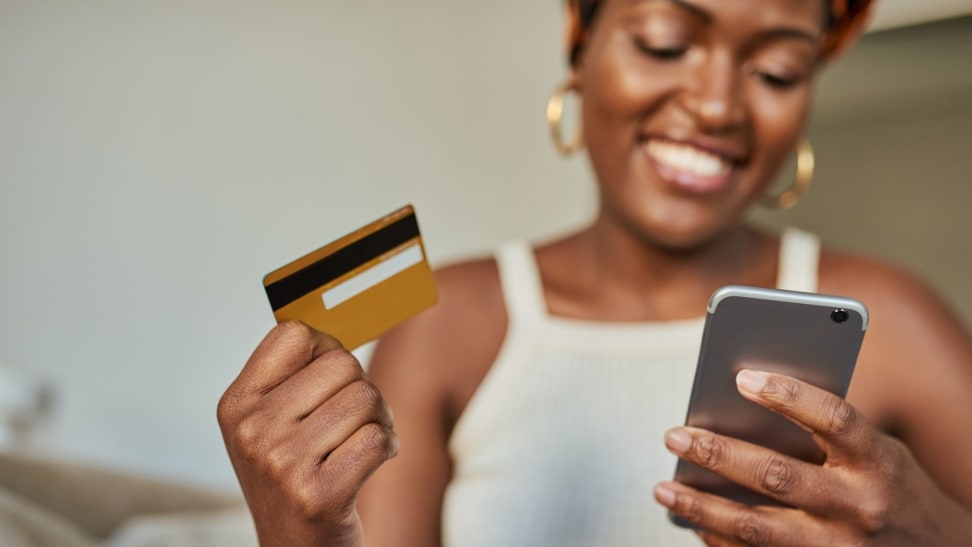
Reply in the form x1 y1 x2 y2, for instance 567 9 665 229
566 0 875 65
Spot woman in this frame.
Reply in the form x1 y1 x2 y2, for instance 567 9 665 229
218 1 972 545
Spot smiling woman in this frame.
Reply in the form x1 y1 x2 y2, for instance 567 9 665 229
570 0 827 250
216 1 972 546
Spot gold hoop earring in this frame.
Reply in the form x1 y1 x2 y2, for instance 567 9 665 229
763 138 814 210
546 81 584 157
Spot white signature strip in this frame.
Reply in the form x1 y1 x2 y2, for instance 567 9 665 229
322 242 423 310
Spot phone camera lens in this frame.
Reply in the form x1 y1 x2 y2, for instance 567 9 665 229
831 309 849 324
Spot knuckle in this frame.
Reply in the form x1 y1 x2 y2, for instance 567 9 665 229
216 391 239 428
322 349 364 381
824 396 857 438
234 413 268 454
732 513 768 545
676 493 706 524
272 320 314 345
265 444 298 478
273 321 345 360
274 320 344 354
850 440 904 535
348 379 383 410
778 380 802 407
313 328 345 351
290 482 330 521
757 456 796 495
302 353 360 398
875 436 908 478
693 435 729 469
763 377 802 407
855 498 891 535
358 422 394 456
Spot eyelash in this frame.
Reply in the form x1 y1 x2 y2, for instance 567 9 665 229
754 70 800 90
633 37 687 61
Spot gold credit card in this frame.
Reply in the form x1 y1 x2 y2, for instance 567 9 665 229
263 205 437 350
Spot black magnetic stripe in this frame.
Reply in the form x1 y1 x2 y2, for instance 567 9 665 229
265 213 420 311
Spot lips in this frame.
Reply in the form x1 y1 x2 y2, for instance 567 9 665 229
644 139 740 194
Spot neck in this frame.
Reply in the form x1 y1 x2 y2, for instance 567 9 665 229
558 215 777 321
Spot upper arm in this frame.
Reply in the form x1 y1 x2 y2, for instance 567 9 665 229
822 255 972 510
356 259 506 547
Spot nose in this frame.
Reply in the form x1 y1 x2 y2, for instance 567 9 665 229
680 49 746 133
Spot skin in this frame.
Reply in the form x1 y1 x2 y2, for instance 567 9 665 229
217 0 972 545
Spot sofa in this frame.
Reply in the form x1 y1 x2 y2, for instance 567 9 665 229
0 451 256 547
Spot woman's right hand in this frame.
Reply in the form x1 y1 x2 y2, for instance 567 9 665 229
217 321 399 547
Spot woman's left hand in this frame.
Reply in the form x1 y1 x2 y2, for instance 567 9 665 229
654 369 972 546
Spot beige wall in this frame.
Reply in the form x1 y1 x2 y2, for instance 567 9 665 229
753 110 972 326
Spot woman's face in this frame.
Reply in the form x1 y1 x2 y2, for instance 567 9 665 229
577 0 824 249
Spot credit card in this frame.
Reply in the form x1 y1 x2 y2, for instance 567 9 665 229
263 205 437 350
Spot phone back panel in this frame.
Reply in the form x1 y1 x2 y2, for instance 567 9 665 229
673 286 867 516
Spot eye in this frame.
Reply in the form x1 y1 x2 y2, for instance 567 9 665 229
633 36 687 61
754 70 801 90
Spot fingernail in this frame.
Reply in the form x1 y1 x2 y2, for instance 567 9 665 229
654 484 676 508
665 428 692 454
737 369 767 394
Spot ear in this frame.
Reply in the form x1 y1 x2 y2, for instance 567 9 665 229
564 0 584 68
821 0 877 62
563 1 589 90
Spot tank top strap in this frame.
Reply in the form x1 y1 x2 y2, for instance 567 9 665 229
776 227 820 293
495 241 548 325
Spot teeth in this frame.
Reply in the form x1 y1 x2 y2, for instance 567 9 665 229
646 140 731 177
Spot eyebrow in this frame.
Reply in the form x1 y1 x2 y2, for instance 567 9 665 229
635 0 821 44
762 27 821 44
646 0 712 22
667 0 712 22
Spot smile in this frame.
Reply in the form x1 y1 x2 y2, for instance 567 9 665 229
644 139 738 194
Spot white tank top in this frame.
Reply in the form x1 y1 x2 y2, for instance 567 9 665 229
441 228 820 546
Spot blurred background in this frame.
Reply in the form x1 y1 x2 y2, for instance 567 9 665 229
1 0 971 494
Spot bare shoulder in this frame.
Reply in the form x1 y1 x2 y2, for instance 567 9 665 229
429 257 507 336
367 256 507 426
819 249 972 480
818 249 968 346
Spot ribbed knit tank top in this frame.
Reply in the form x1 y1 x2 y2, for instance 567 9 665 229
441 228 820 546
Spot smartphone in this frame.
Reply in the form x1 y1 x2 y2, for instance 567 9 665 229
671 285 868 528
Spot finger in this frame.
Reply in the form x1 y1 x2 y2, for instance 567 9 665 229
258 347 365 423
735 370 875 462
664 427 836 514
655 481 828 547
258 378 393 488
294 379 395 460
229 321 344 404
316 422 399 504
